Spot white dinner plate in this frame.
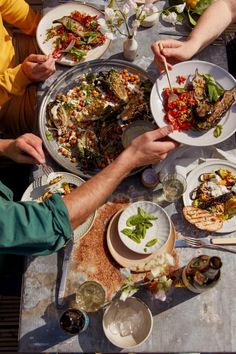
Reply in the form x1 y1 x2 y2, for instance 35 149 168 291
36 3 110 66
183 159 236 233
21 172 96 241
118 201 171 254
150 60 236 146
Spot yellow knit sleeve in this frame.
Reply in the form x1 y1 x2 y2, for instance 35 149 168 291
0 0 41 36
0 64 31 106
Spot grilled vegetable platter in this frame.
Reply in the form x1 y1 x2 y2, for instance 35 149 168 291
150 60 236 146
183 160 236 233
36 3 110 66
39 59 155 178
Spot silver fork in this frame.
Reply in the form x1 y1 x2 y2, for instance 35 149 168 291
32 176 43 189
181 236 236 254
41 164 54 177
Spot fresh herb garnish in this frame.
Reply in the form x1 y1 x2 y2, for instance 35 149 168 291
45 130 53 141
69 47 86 59
145 238 158 247
213 124 223 137
203 74 224 102
121 207 158 244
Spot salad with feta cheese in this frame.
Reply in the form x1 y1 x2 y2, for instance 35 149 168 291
190 168 236 219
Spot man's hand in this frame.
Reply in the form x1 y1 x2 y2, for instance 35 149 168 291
124 125 179 169
151 39 197 72
21 54 56 81
0 133 45 164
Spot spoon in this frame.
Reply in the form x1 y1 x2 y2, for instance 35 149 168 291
158 43 178 103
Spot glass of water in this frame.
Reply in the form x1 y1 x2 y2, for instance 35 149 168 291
162 173 187 202
76 281 106 313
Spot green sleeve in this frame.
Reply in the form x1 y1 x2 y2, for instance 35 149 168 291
0 194 73 256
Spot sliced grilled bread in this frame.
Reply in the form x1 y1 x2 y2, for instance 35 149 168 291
183 206 223 232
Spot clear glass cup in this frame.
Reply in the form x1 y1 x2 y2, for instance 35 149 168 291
76 281 106 313
59 308 89 335
162 173 187 202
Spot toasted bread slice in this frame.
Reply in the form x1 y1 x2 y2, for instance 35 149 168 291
183 206 223 232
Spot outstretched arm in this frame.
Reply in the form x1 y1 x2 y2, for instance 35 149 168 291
0 127 178 256
152 0 236 71
187 0 236 54
63 126 179 229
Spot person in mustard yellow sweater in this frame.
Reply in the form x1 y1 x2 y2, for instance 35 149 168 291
0 0 56 139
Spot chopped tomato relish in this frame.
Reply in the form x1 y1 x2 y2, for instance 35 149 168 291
176 75 187 85
163 87 196 131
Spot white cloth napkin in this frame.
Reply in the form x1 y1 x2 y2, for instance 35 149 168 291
153 134 236 179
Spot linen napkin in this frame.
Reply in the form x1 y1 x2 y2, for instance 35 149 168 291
152 134 236 179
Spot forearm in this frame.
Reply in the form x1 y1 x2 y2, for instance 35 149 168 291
63 126 178 229
187 0 235 54
0 139 12 156
63 149 134 229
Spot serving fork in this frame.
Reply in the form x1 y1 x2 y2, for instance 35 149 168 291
180 235 236 254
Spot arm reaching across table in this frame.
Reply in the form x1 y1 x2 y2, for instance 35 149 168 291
0 127 179 256
151 0 236 71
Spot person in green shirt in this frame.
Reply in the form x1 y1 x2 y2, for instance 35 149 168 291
0 128 178 256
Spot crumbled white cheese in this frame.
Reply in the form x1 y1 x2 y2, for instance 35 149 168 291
207 181 228 197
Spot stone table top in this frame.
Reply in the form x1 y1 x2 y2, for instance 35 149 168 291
19 1 236 352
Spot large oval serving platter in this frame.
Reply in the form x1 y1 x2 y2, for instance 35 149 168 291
38 59 155 179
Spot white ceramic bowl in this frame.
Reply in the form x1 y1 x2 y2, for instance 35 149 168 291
103 297 153 349
118 201 171 254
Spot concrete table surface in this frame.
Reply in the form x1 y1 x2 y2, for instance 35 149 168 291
19 1 236 352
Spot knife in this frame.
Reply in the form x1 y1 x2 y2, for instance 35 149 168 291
175 237 236 248
57 238 74 307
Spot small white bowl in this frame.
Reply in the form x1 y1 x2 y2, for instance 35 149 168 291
103 297 153 349
118 201 171 254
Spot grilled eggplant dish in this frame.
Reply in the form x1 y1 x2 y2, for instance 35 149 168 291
163 70 236 136
183 168 236 231
45 68 154 174
44 10 106 62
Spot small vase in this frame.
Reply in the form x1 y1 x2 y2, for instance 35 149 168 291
123 37 138 61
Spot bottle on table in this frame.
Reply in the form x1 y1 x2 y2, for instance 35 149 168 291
182 254 222 293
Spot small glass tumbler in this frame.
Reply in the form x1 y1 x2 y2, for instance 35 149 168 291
59 308 89 335
76 281 106 313
162 173 187 202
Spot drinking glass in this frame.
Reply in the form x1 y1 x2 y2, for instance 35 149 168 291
76 281 106 312
162 173 187 202
59 308 89 335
